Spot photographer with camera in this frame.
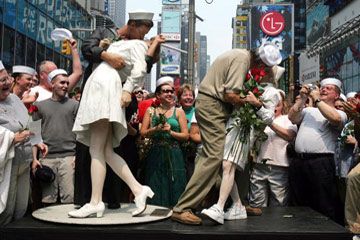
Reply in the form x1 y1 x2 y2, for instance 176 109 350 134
288 78 347 224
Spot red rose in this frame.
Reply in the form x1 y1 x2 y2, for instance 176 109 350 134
246 73 251 81
252 87 259 94
151 99 161 108
28 105 38 114
259 69 267 77
254 75 261 82
251 68 259 76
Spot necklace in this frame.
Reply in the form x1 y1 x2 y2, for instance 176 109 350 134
158 104 172 115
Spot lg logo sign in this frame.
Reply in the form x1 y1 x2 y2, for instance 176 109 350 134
260 12 285 36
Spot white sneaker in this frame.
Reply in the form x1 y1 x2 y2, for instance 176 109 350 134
201 204 224 224
132 185 155 217
224 204 247 220
68 202 105 218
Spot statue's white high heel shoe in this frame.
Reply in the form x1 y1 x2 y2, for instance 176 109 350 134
68 201 105 218
132 186 154 217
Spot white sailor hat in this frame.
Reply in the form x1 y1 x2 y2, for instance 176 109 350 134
339 93 347 101
0 61 4 71
346 92 357 99
278 89 286 97
320 78 342 89
48 69 68 82
156 76 174 87
258 43 282 67
129 10 154 21
272 66 285 82
12 65 36 76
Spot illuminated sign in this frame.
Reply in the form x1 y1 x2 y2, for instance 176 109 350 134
260 11 285 36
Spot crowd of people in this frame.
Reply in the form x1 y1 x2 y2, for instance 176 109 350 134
0 8 359 237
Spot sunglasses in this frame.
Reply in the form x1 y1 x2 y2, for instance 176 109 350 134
161 89 174 94
134 91 143 95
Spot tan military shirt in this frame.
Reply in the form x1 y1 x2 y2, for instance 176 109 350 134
198 49 250 102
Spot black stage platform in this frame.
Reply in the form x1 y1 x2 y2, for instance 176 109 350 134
0 207 352 240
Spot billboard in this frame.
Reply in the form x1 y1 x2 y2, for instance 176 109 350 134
160 43 181 75
161 9 181 33
299 53 320 84
306 1 329 46
249 4 294 60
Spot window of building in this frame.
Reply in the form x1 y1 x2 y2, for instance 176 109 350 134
4 0 16 28
46 18 54 48
3 26 15 66
53 51 61 67
28 0 37 5
0 0 4 24
47 0 54 18
46 47 53 60
27 3 37 40
27 37 36 68
37 12 47 45
62 0 70 28
17 0 27 35
15 32 26 65
54 0 62 22
38 0 46 13
37 43 45 64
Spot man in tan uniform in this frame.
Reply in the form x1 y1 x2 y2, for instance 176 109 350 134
171 43 282 225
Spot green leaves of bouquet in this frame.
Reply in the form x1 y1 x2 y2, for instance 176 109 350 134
227 67 269 161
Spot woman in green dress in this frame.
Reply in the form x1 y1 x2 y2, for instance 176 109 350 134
140 81 188 207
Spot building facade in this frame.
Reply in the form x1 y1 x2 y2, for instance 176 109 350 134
107 0 126 28
0 0 92 71
306 0 360 93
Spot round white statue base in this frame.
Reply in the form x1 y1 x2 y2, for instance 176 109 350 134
32 203 172 225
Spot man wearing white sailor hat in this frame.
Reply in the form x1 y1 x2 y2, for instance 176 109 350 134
31 68 78 206
288 76 347 224
31 38 82 103
346 91 357 102
11 65 36 99
171 42 282 225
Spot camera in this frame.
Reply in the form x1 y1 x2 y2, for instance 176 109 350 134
307 84 317 91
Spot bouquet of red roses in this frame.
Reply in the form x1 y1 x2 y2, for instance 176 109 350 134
225 67 268 163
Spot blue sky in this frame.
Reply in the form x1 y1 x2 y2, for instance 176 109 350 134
126 0 241 62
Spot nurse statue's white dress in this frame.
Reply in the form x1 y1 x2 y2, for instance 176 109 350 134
73 40 148 147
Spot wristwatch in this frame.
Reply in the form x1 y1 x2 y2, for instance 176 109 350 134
255 104 262 111
314 99 322 105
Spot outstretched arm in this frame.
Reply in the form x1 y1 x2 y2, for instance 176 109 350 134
67 39 83 92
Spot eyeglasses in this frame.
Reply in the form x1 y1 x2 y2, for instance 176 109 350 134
134 91 143 95
0 76 11 84
161 89 174 94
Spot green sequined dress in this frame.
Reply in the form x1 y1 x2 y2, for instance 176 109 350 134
144 107 187 208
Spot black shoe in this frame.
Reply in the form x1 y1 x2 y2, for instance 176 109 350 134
107 203 121 209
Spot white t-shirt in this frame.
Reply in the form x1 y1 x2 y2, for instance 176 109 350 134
295 107 347 154
256 115 298 167
30 86 52 102
190 114 203 149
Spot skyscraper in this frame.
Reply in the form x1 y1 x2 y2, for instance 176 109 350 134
108 0 126 27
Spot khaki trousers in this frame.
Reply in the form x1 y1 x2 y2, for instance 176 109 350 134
345 162 360 225
173 94 231 212
40 156 75 203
